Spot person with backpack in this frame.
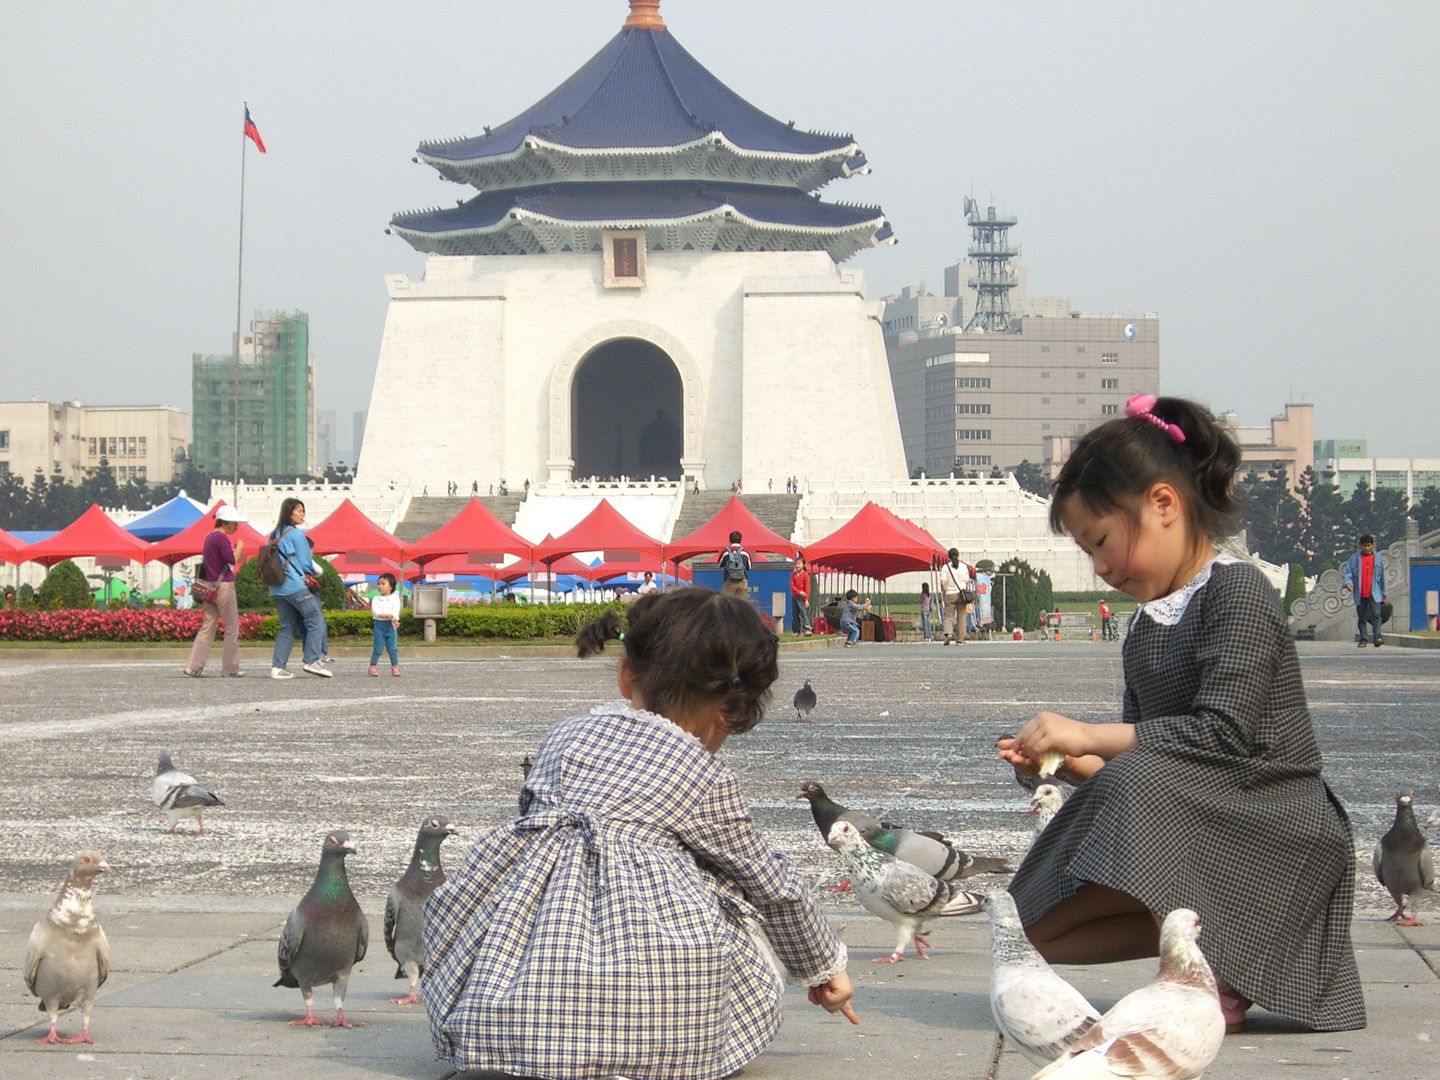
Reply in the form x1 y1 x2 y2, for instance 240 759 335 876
717 531 751 601
261 498 331 679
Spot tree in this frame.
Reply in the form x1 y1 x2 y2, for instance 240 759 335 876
1238 466 1303 567
1283 563 1307 614
36 560 94 609
233 556 272 612
1414 486 1440 536
1010 460 1050 498
994 557 1053 630
1345 479 1410 549
0 470 29 530
910 463 926 479
314 555 345 610
1296 467 1349 574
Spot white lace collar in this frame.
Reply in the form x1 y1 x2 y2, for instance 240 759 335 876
589 701 709 753
1135 553 1242 627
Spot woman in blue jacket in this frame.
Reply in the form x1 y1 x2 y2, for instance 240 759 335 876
268 498 331 679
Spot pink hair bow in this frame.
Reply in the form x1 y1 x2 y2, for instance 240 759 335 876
1125 394 1186 443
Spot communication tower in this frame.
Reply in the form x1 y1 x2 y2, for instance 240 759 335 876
962 196 1020 333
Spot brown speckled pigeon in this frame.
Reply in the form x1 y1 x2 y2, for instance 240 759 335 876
25 851 111 1045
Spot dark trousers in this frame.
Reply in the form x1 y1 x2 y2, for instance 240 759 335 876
791 594 812 634
1356 596 1383 643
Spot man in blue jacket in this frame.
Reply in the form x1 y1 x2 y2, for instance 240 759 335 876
1342 533 1386 647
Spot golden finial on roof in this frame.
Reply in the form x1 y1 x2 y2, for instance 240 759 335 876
625 1 665 30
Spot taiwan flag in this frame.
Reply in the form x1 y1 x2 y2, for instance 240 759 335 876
243 107 266 153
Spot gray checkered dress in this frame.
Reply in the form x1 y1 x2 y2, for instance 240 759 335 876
1010 558 1366 1031
421 704 848 1079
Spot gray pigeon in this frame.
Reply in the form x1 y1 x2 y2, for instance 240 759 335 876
25 851 111 1044
1373 790 1435 926
981 890 1099 1067
859 822 1011 880
151 749 224 835
275 830 369 1027
826 820 983 962
793 679 817 721
384 815 456 1004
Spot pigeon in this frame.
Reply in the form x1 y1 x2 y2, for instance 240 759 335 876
384 815 456 1004
793 678 817 721
275 829 369 1027
859 822 1011 880
1026 784 1067 837
151 749 224 835
521 755 533 780
25 851 111 1045
1032 909 1223 1079
826 820 983 962
797 780 921 843
1373 790 1435 926
982 890 1100 1067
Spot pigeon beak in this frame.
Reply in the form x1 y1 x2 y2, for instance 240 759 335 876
342 841 356 853
97 862 111 873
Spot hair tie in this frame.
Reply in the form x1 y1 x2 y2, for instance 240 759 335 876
730 675 743 688
1125 394 1185 443
617 632 625 641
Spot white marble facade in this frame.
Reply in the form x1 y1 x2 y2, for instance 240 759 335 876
353 250 908 494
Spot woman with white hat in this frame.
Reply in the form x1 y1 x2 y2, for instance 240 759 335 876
184 506 247 677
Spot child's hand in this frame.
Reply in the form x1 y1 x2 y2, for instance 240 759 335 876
996 735 1039 775
1014 711 1092 761
808 969 859 1025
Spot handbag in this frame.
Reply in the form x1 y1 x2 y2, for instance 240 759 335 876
945 563 976 605
1380 600 1393 624
192 578 218 605
304 572 322 594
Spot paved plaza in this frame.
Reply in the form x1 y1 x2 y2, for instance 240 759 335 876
0 641 1437 1078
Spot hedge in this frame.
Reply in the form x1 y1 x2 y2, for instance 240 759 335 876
257 602 623 641
0 608 268 643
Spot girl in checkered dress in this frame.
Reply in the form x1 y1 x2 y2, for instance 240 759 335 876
999 395 1365 1033
421 590 858 1079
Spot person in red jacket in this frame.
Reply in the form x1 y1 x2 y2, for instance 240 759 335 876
790 556 812 636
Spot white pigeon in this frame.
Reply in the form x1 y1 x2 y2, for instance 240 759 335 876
826 820 983 962
1026 784 1067 838
1031 909 1224 1080
982 890 1100 1067
151 749 224 835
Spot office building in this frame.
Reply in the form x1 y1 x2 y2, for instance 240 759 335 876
0 400 189 486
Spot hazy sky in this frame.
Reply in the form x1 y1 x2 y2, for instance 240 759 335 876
2 1 1436 461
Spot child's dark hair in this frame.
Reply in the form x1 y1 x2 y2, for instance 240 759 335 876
377 572 397 589
920 582 930 594
1049 396 1242 546
575 590 779 733
728 531 742 544
1359 533 1374 546
844 588 858 600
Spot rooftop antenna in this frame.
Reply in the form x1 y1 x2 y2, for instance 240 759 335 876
962 195 1020 333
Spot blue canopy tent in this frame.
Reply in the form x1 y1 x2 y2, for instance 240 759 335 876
123 491 208 542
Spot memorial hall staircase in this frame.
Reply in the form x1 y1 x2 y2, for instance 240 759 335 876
395 494 527 542
670 492 801 550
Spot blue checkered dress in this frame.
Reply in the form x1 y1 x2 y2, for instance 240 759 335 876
421 704 847 1079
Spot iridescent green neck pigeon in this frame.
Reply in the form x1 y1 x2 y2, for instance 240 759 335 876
385 814 456 1004
275 830 369 1027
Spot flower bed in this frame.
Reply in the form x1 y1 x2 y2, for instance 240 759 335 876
0 608 268 643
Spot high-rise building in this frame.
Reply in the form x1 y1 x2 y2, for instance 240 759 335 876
352 409 366 465
192 310 316 480
884 204 1158 475
0 400 189 486
316 409 336 468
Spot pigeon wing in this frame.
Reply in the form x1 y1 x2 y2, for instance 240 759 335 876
877 860 946 916
355 909 370 965
168 783 223 809
383 889 400 962
23 921 45 996
1422 844 1436 891
276 908 304 977
95 924 110 990
992 965 1100 1066
1372 840 1384 885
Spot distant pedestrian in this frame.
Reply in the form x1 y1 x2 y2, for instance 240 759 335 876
368 572 402 677
1342 533 1387 647
524 479 531 496
718 531 751 600
919 582 934 641
472 481 478 496
940 548 974 645
637 570 659 595
790 556 812 635
1099 599 1114 641
266 498 330 679
768 478 773 492
184 506 248 678
839 589 870 646
420 591 857 1076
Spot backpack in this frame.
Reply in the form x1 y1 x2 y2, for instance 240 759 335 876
257 528 295 588
719 549 749 582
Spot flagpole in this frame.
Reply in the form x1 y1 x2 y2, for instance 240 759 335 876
233 101 249 507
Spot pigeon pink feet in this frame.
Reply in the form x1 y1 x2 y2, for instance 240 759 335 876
1399 916 1423 927
35 1028 63 1044
331 1009 364 1028
290 1011 326 1027
389 991 422 1005
823 878 852 892
62 1032 93 1044
873 954 905 963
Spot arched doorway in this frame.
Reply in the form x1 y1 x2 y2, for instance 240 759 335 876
571 338 683 480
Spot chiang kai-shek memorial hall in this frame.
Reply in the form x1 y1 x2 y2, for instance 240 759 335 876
355 0 909 495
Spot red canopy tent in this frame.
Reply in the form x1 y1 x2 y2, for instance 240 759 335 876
877 505 948 563
665 495 798 564
144 503 267 567
803 501 945 580
533 500 664 564
19 504 152 567
404 498 533 570
0 526 23 564
302 498 408 563
500 548 596 584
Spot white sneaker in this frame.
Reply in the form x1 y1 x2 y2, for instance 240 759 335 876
303 661 333 678
271 667 294 680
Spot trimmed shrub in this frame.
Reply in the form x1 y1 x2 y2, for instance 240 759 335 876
314 555 345 610
233 555 272 612
37 560 94 610
256 601 624 641
1283 562 1308 615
